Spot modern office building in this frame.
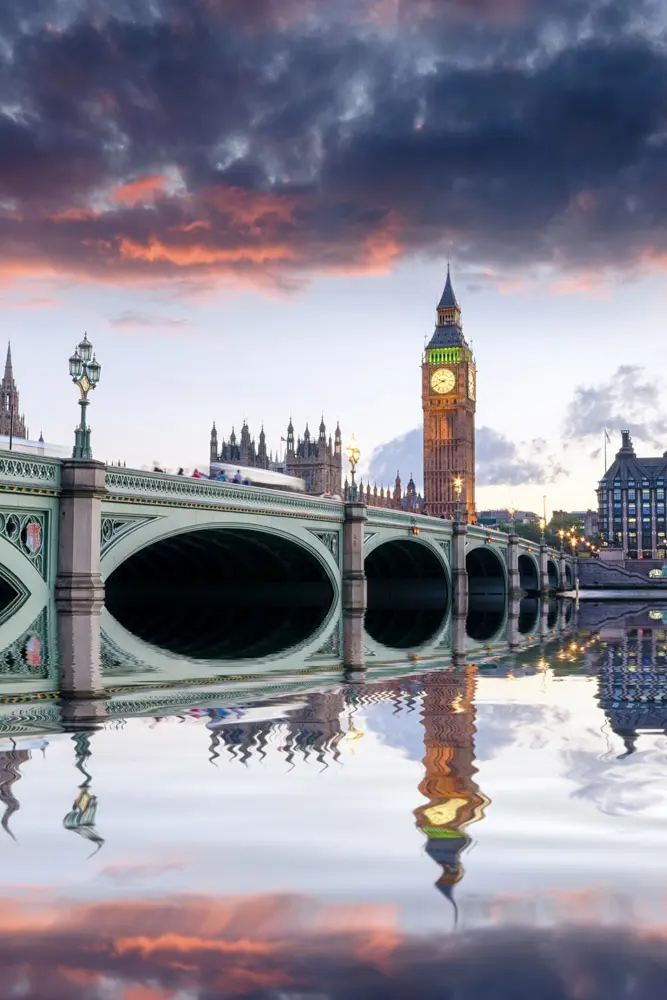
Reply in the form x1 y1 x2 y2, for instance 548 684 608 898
597 430 667 559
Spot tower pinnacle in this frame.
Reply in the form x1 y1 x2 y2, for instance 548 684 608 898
3 343 13 382
437 264 459 311
0 341 26 441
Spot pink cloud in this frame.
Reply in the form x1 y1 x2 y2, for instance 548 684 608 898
5 296 59 309
113 175 171 206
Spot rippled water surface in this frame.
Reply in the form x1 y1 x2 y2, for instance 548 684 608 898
1 599 667 998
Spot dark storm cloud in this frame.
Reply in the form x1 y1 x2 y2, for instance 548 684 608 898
2 891 667 999
564 365 667 448
367 425 567 487
1 0 667 288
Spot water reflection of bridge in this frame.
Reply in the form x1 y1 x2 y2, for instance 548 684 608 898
1 617 663 918
0 665 489 917
0 595 575 710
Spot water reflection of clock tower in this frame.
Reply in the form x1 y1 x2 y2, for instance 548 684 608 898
422 267 476 520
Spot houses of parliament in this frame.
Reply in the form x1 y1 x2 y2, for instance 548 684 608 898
209 266 476 515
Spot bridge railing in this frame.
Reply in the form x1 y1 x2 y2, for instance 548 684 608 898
365 506 437 529
0 450 62 493
104 467 346 519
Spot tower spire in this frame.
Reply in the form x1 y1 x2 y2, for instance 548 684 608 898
3 342 12 382
437 263 459 311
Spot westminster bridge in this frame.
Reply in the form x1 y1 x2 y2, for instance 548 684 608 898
0 449 575 712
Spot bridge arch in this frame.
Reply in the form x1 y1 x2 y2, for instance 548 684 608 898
100 606 342 677
564 563 573 588
104 522 339 660
465 544 507 643
547 558 559 589
364 537 449 651
364 537 450 599
466 545 506 597
518 596 539 635
518 552 539 592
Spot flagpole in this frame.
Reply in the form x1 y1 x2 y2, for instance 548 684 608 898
604 429 607 474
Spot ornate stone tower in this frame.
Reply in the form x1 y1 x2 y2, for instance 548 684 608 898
422 268 476 519
0 343 27 440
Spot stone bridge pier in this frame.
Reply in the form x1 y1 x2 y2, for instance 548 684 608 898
452 520 468 615
55 460 106 698
342 501 367 670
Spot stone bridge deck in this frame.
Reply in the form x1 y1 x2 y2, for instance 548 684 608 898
0 450 577 706
0 452 572 609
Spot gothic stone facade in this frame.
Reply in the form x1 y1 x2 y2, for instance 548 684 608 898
285 418 342 495
210 417 342 496
210 421 269 470
343 472 426 513
0 344 27 440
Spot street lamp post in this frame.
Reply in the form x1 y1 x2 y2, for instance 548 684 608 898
453 476 463 523
346 434 361 502
508 506 515 533
68 334 101 460
558 529 565 552
539 517 546 545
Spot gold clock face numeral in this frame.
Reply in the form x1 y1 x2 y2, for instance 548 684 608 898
430 367 456 395
468 368 476 401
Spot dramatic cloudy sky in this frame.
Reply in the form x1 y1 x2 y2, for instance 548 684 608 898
2 0 667 512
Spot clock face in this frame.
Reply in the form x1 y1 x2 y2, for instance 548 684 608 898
468 367 476 401
430 368 456 395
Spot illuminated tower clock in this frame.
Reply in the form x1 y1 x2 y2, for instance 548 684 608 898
422 266 476 520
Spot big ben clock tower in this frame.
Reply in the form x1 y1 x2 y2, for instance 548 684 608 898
422 267 476 520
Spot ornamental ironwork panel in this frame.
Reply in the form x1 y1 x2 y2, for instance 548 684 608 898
0 704 61 735
0 607 54 681
309 622 342 660
105 673 344 719
100 628 153 673
436 539 451 564
100 515 159 555
366 508 423 527
105 468 345 520
308 530 340 564
0 453 61 492
0 510 48 579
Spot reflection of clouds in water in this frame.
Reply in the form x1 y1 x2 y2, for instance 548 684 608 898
363 701 425 761
474 704 570 761
366 701 571 764
563 741 667 817
3 890 667 999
